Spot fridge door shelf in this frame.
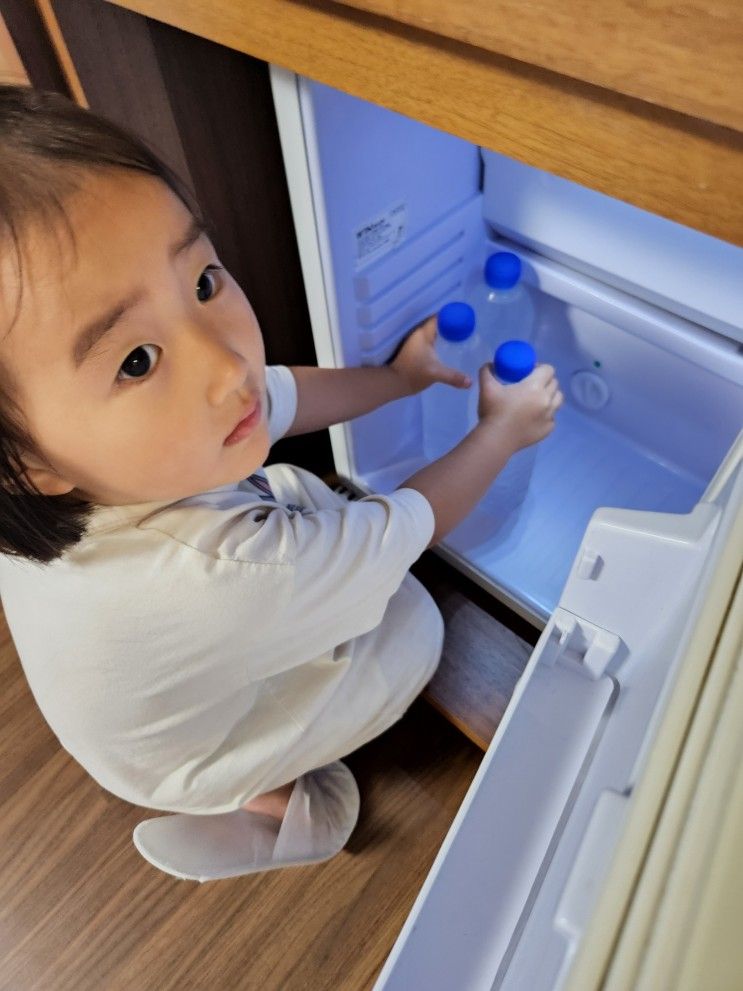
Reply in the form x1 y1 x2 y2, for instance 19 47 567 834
539 608 626 681
373 479 730 991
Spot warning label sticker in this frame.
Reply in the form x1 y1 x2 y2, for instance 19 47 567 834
354 202 407 269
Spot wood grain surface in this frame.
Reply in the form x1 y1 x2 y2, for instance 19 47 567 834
0 606 481 990
0 0 72 94
33 0 87 104
424 588 532 751
412 553 535 751
105 0 743 247
331 0 743 132
0 11 28 85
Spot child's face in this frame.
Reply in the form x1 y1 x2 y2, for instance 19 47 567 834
0 170 271 506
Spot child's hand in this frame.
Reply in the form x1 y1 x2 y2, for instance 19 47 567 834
389 315 471 395
477 362 563 452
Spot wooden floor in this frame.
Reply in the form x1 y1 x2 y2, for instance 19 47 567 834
0 608 482 991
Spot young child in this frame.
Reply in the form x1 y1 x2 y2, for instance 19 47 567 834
0 86 562 882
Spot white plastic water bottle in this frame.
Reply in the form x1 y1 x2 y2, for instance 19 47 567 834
479 340 539 520
422 301 480 461
475 251 535 354
467 252 536 431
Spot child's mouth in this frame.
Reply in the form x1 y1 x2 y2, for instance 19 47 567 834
223 400 261 445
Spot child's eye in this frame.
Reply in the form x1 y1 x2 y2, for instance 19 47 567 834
117 343 161 383
196 264 223 302
114 265 223 385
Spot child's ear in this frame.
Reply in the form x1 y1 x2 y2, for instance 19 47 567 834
19 457 75 497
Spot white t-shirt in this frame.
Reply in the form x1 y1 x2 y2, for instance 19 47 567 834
0 366 442 813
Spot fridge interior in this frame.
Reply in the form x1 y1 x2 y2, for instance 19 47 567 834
295 78 743 626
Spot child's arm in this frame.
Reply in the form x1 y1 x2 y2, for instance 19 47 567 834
284 316 468 436
402 362 563 547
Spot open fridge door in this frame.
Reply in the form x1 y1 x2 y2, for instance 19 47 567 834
374 438 743 991
564 443 743 991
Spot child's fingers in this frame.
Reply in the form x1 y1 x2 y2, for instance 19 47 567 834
478 363 504 401
439 365 471 388
478 362 496 389
385 314 437 365
531 363 556 385
416 314 438 344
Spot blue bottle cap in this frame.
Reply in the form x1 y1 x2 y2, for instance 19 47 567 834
485 251 522 290
494 340 536 382
437 301 476 342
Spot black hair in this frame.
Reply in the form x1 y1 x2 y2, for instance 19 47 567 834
0 84 204 565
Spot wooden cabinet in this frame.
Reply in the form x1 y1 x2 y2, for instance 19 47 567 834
332 0 743 131
0 11 28 85
104 0 743 246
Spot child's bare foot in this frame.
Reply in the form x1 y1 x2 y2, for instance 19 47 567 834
241 780 296 822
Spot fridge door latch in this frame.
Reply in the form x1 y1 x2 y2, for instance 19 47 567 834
540 608 627 680
576 548 604 580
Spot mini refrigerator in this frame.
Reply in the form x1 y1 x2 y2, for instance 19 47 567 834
269 67 743 990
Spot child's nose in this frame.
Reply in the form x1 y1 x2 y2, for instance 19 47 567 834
189 321 250 407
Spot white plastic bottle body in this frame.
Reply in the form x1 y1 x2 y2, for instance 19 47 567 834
466 285 536 431
422 333 481 461
478 361 538 520
479 441 537 520
473 282 536 357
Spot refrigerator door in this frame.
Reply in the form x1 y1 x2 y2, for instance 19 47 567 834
373 440 743 991
566 449 743 990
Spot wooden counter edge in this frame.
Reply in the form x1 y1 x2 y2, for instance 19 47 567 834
105 0 743 247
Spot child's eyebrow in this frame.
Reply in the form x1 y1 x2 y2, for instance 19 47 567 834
72 215 207 369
